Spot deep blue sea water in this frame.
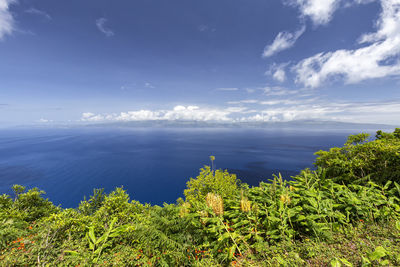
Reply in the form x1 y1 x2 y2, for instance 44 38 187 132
0 127 377 208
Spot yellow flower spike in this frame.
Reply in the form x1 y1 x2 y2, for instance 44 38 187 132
240 195 251 213
280 194 291 204
206 193 224 216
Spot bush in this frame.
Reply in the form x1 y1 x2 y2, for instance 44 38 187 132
314 129 400 185
184 165 240 203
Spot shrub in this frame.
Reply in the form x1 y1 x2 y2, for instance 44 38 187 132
314 129 400 185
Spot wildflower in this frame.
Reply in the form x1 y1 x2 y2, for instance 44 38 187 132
280 194 291 204
206 193 224 216
28 226 32 230
240 195 251 213
179 202 191 217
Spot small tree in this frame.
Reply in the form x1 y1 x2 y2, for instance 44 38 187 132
184 165 239 203
315 129 400 185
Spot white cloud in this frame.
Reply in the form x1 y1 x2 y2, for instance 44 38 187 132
80 99 400 124
273 68 286 82
38 118 52 123
262 86 301 96
263 25 306 57
0 0 15 40
240 99 400 124
25 7 51 20
227 99 259 105
266 63 289 82
96 18 114 37
284 0 341 25
294 0 400 88
260 99 303 105
284 0 376 25
225 106 248 113
81 105 233 122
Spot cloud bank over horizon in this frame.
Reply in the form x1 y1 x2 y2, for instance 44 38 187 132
78 100 400 125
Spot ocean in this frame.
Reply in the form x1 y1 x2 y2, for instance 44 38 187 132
0 127 375 207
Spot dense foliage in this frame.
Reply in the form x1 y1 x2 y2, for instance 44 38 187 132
1 129 400 266
315 129 400 185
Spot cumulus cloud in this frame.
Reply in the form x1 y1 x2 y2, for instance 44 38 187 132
263 25 306 57
25 7 51 20
0 0 15 40
80 100 400 124
81 105 233 122
266 63 290 82
284 0 341 25
285 0 376 25
294 0 400 88
240 99 400 124
96 18 114 37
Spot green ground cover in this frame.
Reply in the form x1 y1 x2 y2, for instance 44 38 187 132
1 129 400 266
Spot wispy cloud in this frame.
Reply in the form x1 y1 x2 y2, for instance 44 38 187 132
216 87 239 91
263 25 305 57
198 24 216 32
96 18 114 37
25 7 52 20
262 86 302 96
294 0 400 88
0 0 15 40
227 99 259 105
266 63 290 83
145 82 155 89
38 118 52 123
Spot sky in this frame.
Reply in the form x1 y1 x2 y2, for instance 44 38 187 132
0 0 400 126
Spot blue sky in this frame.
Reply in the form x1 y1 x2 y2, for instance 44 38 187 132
0 0 399 126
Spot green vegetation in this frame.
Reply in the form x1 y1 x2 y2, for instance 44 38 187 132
1 129 400 266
